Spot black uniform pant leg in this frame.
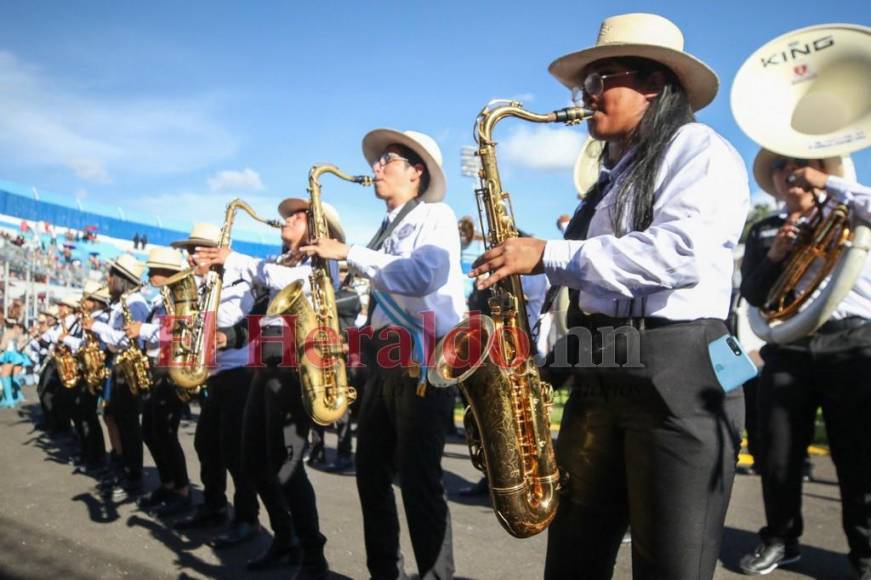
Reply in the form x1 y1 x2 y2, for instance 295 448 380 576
55 383 77 438
335 409 353 458
215 367 258 523
195 379 227 511
743 376 760 461
152 380 188 488
812 332 871 571
69 385 87 452
141 392 168 485
355 366 403 579
266 369 325 555
757 346 817 545
112 374 143 482
77 387 106 467
395 379 455 580
243 368 295 544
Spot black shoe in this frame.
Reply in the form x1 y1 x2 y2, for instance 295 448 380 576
246 540 297 571
211 520 261 549
802 461 814 483
112 480 144 502
621 529 632 544
138 487 173 509
458 477 489 497
154 492 193 518
297 553 329 580
306 447 327 467
739 542 801 575
174 505 228 530
325 455 353 472
736 464 758 476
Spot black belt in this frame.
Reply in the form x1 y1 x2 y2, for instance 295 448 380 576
571 312 693 331
818 316 869 334
261 325 286 338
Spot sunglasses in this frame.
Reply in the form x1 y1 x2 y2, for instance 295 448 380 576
572 70 639 103
373 152 410 169
771 158 811 172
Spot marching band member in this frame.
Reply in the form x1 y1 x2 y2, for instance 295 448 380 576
196 199 344 576
85 253 149 499
56 294 88 464
302 130 465 580
126 247 193 516
170 224 261 547
739 150 871 577
34 304 67 434
471 13 749 579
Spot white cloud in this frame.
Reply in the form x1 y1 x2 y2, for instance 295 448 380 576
501 125 586 171
0 50 237 184
207 168 264 193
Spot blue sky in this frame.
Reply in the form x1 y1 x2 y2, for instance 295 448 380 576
0 1 868 245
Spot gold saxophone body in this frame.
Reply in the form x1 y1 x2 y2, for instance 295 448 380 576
161 199 281 390
429 100 592 538
78 308 110 395
55 318 81 389
267 165 371 426
116 289 152 395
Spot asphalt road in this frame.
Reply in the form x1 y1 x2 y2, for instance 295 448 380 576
0 392 853 580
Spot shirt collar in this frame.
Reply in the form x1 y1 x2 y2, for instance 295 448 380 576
598 148 635 189
387 199 414 223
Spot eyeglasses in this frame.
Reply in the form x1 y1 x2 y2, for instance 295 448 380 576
373 152 409 169
771 158 811 172
572 70 639 102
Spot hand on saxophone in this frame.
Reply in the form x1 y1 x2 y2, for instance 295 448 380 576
125 321 142 339
787 166 829 191
469 238 547 290
81 317 94 331
193 246 230 267
300 238 349 261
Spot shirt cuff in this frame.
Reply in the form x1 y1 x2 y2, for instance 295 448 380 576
90 321 111 337
825 175 854 205
139 322 159 342
346 245 382 279
542 240 580 288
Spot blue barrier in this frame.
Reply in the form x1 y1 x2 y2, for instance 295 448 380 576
0 185 279 258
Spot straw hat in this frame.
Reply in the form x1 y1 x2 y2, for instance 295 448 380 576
110 253 145 284
573 136 606 198
59 294 82 309
89 286 111 305
548 13 719 111
277 198 347 243
171 223 222 249
82 280 103 297
362 129 447 202
752 148 856 197
40 304 60 319
146 247 185 272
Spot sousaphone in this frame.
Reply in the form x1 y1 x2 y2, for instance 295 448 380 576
731 23 871 343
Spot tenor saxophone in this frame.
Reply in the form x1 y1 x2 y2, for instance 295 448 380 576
55 318 81 389
267 165 370 426
78 307 110 395
116 289 152 395
160 199 281 390
429 100 592 538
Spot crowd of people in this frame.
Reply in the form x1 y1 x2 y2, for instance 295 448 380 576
0 11 869 580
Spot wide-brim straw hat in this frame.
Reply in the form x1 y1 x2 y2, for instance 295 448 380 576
146 247 185 272
548 12 719 111
170 223 221 249
278 198 346 243
59 294 82 309
40 304 60 319
110 253 145 284
89 286 112 305
573 136 606 198
362 129 446 203
753 148 856 197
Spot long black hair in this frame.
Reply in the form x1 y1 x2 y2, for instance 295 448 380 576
602 57 695 235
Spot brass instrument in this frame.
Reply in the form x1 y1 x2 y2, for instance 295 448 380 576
267 164 370 426
731 24 871 343
78 307 110 395
429 100 592 538
55 318 80 389
161 199 281 390
116 289 152 395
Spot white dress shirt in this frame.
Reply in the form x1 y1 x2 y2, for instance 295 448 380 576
825 176 871 319
211 276 255 375
91 292 150 353
346 200 467 337
543 123 750 321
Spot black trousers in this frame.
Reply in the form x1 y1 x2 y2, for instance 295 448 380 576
194 366 258 523
142 374 188 489
73 383 105 467
356 333 455 580
38 363 72 434
545 318 743 580
242 358 325 554
757 321 871 571
107 369 143 482
310 408 353 459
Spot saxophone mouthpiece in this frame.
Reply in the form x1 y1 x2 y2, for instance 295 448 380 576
268 219 283 228
356 176 373 186
553 107 594 124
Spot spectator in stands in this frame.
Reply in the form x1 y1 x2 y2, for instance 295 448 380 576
132 233 141 250
141 234 148 249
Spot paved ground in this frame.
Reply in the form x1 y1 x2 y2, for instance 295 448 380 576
0 389 854 579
